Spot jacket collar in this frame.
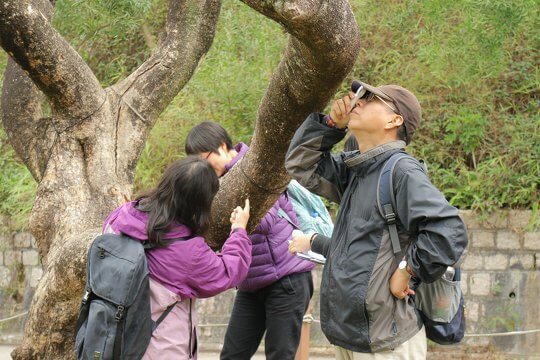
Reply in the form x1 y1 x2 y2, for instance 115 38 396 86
224 142 249 174
344 140 406 169
103 201 192 241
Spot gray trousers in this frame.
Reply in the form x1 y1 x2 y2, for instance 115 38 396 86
335 326 427 360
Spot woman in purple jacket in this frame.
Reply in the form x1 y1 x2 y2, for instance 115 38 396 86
103 156 252 359
186 122 314 360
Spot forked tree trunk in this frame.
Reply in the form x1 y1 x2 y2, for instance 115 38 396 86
0 0 359 358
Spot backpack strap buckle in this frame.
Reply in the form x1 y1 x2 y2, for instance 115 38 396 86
383 204 396 225
82 290 90 305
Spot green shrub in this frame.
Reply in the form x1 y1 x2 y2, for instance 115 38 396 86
0 129 37 231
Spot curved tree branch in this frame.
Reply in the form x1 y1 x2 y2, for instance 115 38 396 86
0 0 105 127
115 0 220 118
112 0 220 143
110 0 221 177
208 0 360 246
1 58 56 182
244 0 359 164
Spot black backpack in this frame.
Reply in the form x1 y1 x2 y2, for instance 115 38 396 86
75 233 179 360
376 151 466 345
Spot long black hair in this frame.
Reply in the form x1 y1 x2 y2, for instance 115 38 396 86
136 156 219 246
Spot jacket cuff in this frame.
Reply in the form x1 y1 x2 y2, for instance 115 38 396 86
230 227 248 236
315 113 347 132
311 233 330 257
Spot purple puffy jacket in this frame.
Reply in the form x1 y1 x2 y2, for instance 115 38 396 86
227 143 315 292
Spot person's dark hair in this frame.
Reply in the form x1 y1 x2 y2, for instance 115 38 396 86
185 121 233 155
136 156 219 246
397 124 407 143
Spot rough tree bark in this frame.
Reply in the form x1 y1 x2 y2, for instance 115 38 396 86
0 0 359 358
209 0 360 246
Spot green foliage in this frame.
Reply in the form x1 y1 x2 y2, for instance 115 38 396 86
0 0 538 229
351 0 539 213
444 110 487 157
53 0 160 86
0 130 36 231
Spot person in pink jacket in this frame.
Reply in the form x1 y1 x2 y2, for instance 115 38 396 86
103 156 252 359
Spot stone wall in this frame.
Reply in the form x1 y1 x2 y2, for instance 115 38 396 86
0 210 538 357
455 210 539 357
0 233 42 288
0 232 42 340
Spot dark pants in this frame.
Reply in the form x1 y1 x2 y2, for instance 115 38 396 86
220 271 314 360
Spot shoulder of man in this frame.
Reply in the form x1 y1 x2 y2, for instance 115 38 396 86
392 154 427 177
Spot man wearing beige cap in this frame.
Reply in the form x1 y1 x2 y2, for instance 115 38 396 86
285 81 468 359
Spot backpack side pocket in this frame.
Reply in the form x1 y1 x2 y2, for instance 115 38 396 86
415 277 461 323
78 299 118 360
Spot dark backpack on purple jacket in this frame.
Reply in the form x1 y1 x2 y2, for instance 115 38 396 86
75 233 180 359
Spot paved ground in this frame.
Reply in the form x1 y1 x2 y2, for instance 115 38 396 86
0 347 13 360
0 346 332 359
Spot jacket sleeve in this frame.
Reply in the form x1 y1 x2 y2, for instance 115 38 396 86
285 113 349 204
311 233 331 258
394 158 469 283
187 228 252 298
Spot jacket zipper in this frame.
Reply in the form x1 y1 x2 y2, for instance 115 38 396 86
266 235 278 265
188 298 193 359
363 302 371 344
329 176 357 260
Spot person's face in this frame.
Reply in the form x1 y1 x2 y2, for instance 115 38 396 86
348 92 401 135
199 143 232 177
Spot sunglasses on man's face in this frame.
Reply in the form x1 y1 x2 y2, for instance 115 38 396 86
350 91 398 114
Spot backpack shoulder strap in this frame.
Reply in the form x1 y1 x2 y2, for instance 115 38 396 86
152 302 178 332
277 207 299 229
142 235 194 250
376 152 413 255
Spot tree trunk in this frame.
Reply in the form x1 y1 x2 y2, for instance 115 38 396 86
209 0 360 246
2 0 221 358
0 0 359 358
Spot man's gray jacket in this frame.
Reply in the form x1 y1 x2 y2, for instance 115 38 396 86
285 113 468 353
